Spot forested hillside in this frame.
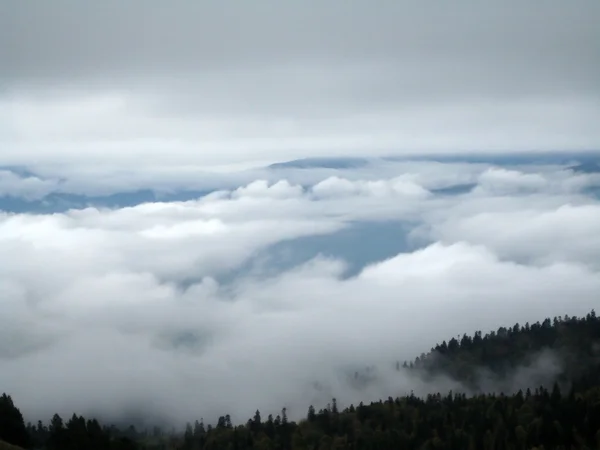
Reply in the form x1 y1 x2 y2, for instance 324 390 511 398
402 310 600 394
0 440 24 450
2 311 599 449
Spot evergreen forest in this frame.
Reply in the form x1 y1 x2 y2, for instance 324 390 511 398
2 310 600 450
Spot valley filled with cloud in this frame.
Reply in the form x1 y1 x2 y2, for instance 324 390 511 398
1 156 599 426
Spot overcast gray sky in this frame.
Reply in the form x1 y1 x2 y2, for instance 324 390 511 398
1 1 599 170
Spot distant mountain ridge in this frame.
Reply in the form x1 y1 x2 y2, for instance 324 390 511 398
267 157 371 170
268 151 600 170
2 152 599 213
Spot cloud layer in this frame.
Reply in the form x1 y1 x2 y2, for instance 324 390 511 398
1 159 599 426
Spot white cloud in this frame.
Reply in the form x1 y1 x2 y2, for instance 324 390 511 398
312 176 430 199
0 163 599 426
232 179 304 199
476 168 549 194
0 170 59 200
474 167 600 196
0 159 480 199
425 203 600 268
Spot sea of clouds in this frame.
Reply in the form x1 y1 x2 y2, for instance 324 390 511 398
1 156 599 426
2 0 599 430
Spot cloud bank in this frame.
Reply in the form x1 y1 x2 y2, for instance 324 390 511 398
1 159 599 426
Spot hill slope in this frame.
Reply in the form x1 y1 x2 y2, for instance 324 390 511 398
4 311 600 449
0 440 24 450
402 311 600 394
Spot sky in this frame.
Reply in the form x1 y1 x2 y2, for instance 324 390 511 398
1 0 599 172
1 0 600 428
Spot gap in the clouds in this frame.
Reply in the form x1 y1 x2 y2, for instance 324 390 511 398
156 329 211 355
0 165 40 178
216 220 423 285
569 161 600 174
584 186 600 200
0 189 216 213
430 183 476 196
